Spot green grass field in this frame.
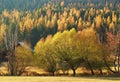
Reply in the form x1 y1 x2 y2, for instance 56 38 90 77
0 76 120 82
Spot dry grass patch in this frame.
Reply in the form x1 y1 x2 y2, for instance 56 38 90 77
0 76 120 82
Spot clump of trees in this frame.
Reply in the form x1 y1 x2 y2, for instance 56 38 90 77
34 28 108 76
0 1 119 48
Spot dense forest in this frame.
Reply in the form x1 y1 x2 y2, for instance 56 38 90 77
0 0 120 11
0 0 120 76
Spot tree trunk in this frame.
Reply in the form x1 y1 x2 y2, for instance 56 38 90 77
114 56 117 72
8 61 15 76
62 70 65 75
99 68 103 75
89 66 94 75
103 55 116 73
86 59 94 75
72 68 76 76
51 71 55 76
8 55 16 76
118 55 120 73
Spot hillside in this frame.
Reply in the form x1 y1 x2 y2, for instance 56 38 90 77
0 0 119 11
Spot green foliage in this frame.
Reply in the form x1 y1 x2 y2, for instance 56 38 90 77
16 46 33 66
34 35 58 75
54 29 80 71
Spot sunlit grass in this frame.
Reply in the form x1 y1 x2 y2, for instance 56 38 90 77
0 64 120 82
0 76 120 82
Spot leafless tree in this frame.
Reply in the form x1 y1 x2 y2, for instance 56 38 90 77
3 26 20 75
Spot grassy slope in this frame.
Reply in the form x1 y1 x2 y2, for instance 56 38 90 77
0 76 120 82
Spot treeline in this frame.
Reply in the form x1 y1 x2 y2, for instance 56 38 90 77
0 0 119 12
0 1 120 48
34 28 106 76
0 0 120 76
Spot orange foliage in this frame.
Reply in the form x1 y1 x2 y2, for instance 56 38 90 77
106 32 119 51
95 15 102 28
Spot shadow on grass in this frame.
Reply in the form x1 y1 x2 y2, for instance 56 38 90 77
76 73 120 81
98 77 120 81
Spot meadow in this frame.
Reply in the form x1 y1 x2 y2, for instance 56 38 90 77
0 76 120 82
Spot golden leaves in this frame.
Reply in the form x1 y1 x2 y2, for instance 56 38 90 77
23 14 34 31
95 15 102 28
89 8 95 16
77 18 83 30
80 27 96 38
2 10 10 18
60 1 65 7
57 19 67 31
109 22 115 30
0 23 6 41
107 16 111 25
112 11 117 22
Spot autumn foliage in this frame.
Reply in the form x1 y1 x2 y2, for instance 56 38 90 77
0 0 120 76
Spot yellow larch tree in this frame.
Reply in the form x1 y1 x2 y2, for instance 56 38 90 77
95 15 102 28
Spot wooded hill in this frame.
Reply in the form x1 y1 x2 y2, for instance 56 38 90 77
0 0 119 12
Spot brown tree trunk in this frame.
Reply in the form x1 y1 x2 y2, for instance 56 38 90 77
118 55 120 73
99 68 103 75
86 59 94 75
103 55 116 73
8 56 16 76
72 68 76 76
114 56 117 72
51 71 55 76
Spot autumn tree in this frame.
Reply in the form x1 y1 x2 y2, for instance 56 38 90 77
76 28 106 75
3 25 33 76
34 35 58 76
13 46 33 75
106 32 120 74
53 28 84 76
3 26 18 75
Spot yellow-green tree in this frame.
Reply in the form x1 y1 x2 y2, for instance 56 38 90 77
14 46 33 75
76 28 106 75
34 35 57 76
53 28 83 76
